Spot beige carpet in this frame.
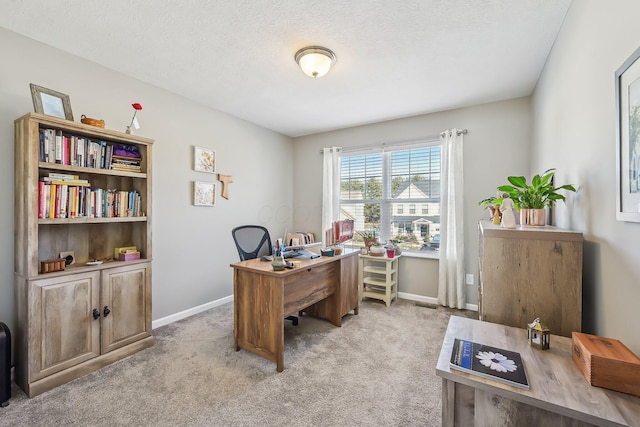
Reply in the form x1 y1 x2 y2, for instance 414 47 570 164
1 299 476 426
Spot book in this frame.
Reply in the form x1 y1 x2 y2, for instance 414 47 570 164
449 338 530 390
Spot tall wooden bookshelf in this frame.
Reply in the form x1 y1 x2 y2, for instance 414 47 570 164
14 113 154 397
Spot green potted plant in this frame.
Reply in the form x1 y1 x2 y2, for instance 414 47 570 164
497 168 576 226
356 229 378 250
478 196 502 222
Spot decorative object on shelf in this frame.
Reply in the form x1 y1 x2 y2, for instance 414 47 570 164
479 196 501 222
527 318 550 350
369 244 385 257
218 174 233 199
125 103 143 134
80 115 105 128
29 83 73 120
385 243 396 258
193 181 216 206
295 46 336 78
497 169 576 226
616 45 640 222
500 197 517 229
40 258 66 273
193 146 216 173
357 229 378 252
59 251 75 266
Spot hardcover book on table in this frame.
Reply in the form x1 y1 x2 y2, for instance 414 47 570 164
450 338 530 390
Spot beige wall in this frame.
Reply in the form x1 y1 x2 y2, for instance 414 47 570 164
532 0 640 354
292 98 532 304
0 29 294 335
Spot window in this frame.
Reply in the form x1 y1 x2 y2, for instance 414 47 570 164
339 141 441 253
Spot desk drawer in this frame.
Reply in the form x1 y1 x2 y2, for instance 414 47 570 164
283 263 336 315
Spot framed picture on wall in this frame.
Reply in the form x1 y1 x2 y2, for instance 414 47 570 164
616 46 640 222
29 83 74 121
194 146 216 173
193 181 216 206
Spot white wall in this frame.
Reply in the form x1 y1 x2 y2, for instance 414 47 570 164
0 29 294 335
292 98 531 304
532 0 640 354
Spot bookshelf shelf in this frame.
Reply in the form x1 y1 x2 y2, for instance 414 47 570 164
14 112 154 398
38 162 148 178
38 216 148 225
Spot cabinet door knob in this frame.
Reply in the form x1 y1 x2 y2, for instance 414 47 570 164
92 308 100 320
103 306 111 317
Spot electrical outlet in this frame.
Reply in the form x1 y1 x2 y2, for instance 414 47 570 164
465 274 474 285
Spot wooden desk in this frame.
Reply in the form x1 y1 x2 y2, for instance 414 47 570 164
436 316 640 426
231 249 359 371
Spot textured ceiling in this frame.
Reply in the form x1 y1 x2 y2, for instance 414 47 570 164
0 0 572 137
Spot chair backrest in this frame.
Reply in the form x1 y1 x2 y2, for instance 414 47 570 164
231 225 272 261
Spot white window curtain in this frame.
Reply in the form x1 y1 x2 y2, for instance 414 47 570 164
438 129 465 309
322 147 341 245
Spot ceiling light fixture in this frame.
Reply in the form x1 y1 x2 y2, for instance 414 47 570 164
295 46 337 78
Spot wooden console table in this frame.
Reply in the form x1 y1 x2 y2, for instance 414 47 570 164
436 316 640 426
231 249 359 371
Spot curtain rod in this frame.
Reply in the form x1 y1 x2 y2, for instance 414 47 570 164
319 128 468 154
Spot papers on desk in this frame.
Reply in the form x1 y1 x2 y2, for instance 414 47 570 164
283 249 320 259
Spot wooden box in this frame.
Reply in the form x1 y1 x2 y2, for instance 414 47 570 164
40 258 65 274
572 332 640 397
118 251 140 261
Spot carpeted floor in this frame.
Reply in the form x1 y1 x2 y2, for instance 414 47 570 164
0 299 476 426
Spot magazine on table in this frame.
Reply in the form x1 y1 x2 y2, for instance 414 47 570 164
449 338 530 390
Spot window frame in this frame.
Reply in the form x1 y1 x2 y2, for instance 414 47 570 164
338 139 442 254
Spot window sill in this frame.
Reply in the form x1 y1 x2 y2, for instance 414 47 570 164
400 251 439 260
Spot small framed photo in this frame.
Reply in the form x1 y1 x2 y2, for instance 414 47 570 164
193 181 216 206
616 46 640 222
30 83 74 121
194 146 216 173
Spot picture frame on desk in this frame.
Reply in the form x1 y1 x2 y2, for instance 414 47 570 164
615 45 640 222
29 83 74 121
193 181 216 206
193 146 216 173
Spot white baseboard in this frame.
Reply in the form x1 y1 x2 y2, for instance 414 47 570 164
152 292 478 330
152 295 233 329
398 292 478 312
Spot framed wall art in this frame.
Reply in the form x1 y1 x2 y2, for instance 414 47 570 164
616 46 640 222
193 181 216 207
194 146 216 173
30 83 74 121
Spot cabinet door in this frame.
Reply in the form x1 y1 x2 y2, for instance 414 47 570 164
101 262 151 353
29 272 100 381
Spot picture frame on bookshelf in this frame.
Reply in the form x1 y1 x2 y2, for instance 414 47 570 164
193 181 216 206
193 146 216 173
30 83 74 121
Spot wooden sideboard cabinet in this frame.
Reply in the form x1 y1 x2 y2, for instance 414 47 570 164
478 220 583 337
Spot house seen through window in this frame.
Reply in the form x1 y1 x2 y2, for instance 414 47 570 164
339 141 441 253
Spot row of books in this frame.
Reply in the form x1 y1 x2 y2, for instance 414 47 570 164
38 175 143 219
38 128 142 172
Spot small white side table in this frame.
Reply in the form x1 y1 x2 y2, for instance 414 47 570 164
359 253 400 307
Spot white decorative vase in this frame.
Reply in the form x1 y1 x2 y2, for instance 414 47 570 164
520 208 546 226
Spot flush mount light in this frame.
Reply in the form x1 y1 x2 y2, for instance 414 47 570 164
295 46 337 78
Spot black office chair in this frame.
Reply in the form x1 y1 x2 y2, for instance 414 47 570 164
231 225 298 325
